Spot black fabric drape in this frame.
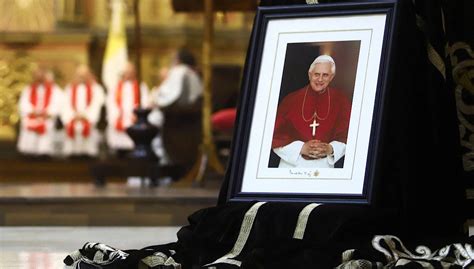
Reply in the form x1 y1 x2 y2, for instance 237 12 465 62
375 0 466 233
443 0 474 216
175 203 402 268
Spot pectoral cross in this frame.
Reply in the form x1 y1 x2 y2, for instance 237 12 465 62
309 119 319 137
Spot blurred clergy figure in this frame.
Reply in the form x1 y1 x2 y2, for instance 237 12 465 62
153 48 203 108
17 66 63 156
106 62 149 152
61 65 105 157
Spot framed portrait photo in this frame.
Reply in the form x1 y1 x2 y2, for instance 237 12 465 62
225 1 398 204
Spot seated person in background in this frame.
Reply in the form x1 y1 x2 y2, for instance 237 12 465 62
17 65 63 156
61 65 105 157
152 48 203 109
106 62 149 155
271 55 351 168
150 48 203 167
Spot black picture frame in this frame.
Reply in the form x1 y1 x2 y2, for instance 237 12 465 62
225 1 398 204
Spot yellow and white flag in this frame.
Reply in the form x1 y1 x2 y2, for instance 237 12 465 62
102 0 128 91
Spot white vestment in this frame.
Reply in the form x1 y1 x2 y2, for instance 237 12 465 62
153 64 203 108
17 83 63 156
106 80 149 150
274 140 346 168
61 82 105 156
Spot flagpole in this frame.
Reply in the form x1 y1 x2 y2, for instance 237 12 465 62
133 0 142 106
102 0 128 93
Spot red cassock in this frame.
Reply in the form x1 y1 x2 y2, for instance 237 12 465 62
272 85 352 148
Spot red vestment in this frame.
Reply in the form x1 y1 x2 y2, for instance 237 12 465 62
66 83 92 138
27 82 53 135
115 79 140 131
272 85 351 148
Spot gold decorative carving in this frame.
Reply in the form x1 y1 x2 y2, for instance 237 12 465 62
0 52 35 140
449 42 474 172
0 0 55 32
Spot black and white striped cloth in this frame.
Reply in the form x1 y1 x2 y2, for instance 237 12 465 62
63 242 181 269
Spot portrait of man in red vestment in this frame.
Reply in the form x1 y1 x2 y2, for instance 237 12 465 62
269 41 360 168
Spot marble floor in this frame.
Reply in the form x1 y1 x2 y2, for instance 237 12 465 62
0 226 181 269
0 182 219 226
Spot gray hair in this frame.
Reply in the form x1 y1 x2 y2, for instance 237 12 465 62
308 55 336 74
